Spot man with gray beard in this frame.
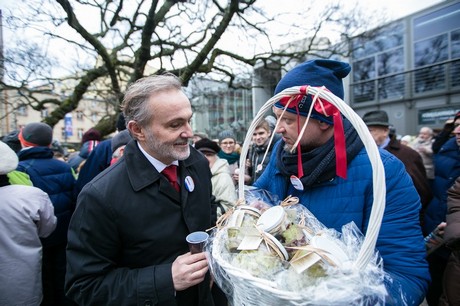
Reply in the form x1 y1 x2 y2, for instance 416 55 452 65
65 73 215 306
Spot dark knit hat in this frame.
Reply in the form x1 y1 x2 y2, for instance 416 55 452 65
195 138 220 155
81 128 101 144
19 122 53 147
218 130 236 142
111 130 132 153
274 59 351 125
362 110 390 127
1 130 21 153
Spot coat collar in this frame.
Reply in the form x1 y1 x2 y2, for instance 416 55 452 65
18 146 54 160
124 140 202 194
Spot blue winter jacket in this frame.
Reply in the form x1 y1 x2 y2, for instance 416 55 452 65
424 137 460 236
17 146 76 247
254 141 430 306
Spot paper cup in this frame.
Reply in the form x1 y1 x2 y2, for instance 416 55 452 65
186 231 209 254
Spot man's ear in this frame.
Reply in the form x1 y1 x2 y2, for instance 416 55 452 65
127 121 145 141
317 120 332 131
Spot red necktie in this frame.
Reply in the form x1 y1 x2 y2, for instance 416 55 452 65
162 165 180 192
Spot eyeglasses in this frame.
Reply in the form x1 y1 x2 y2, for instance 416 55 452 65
220 141 235 146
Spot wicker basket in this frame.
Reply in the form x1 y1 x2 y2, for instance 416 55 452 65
210 86 387 305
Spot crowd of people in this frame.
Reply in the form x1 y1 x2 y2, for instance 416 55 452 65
0 59 459 306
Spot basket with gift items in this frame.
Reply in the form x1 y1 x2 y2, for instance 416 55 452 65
205 86 389 305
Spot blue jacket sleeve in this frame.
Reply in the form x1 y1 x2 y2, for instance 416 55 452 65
76 139 113 194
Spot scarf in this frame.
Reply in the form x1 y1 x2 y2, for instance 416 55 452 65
277 118 363 189
218 150 240 165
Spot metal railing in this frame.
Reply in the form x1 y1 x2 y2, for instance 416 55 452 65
350 58 460 106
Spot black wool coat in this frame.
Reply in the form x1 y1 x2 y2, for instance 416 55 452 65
65 140 215 306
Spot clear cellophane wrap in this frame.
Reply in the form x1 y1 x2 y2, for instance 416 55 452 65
204 86 391 305
205 188 388 305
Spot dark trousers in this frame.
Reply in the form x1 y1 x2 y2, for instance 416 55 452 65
212 284 228 306
426 253 448 306
41 243 74 306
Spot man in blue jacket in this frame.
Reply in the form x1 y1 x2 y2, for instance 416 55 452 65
16 122 76 306
253 59 430 305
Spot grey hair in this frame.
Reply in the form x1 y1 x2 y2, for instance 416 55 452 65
121 73 182 127
420 126 433 135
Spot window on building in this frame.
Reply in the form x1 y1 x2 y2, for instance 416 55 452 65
414 34 448 68
76 111 84 121
413 2 460 93
352 57 376 102
450 29 460 88
91 112 98 122
77 128 84 139
16 104 28 116
377 48 405 99
413 2 460 41
351 21 405 103
41 108 49 118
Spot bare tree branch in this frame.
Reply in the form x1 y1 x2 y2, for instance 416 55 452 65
1 0 388 135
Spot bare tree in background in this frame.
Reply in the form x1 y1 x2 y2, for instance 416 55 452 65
1 0 385 135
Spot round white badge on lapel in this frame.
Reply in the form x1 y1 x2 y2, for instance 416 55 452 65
290 175 304 191
185 176 195 192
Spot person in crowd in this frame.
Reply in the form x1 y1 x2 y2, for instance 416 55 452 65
432 111 460 154
110 129 132 165
2 129 22 153
217 130 244 185
51 139 67 161
265 114 282 144
192 131 208 145
195 137 237 218
0 141 57 306
194 137 234 306
15 122 76 306
438 176 460 305
1 133 34 186
401 134 414 146
65 74 214 305
75 113 126 194
246 119 275 184
411 126 435 183
423 123 460 306
68 127 101 172
234 141 242 155
362 110 433 224
253 59 430 305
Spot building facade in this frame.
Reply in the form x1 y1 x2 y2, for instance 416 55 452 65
188 77 253 142
0 88 115 149
253 0 460 137
349 0 460 136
